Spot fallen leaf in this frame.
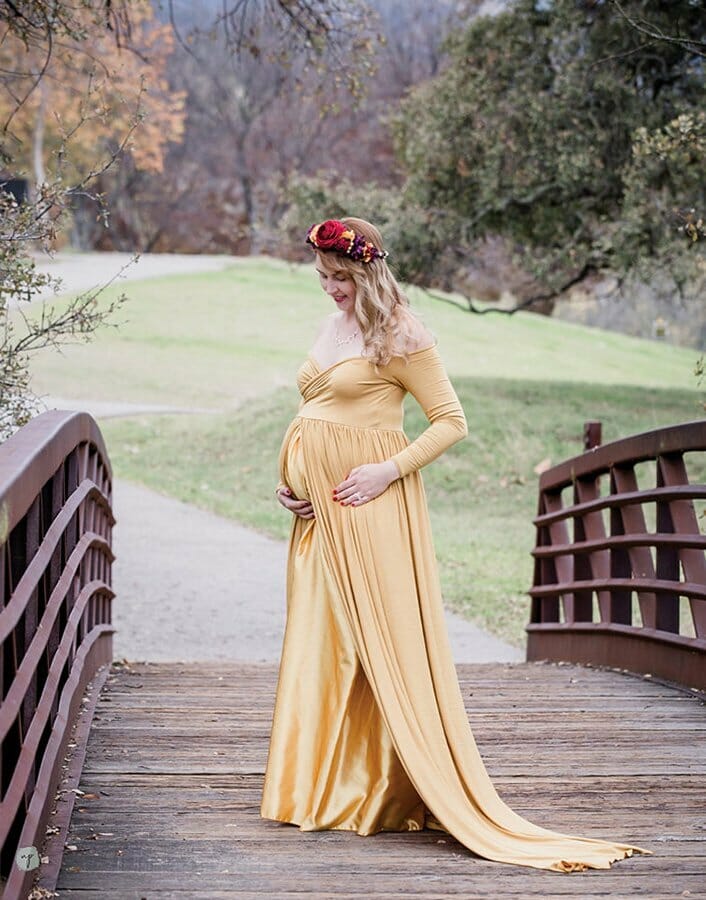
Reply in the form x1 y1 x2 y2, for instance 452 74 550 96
533 457 552 475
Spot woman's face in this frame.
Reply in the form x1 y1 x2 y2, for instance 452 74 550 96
316 262 357 314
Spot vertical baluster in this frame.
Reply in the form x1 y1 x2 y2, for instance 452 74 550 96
107 479 114 596
531 489 566 624
658 453 706 638
22 496 41 808
46 469 64 728
5 525 23 813
611 464 655 627
655 455 680 633
88 447 98 535
65 451 79 628
572 475 605 623
65 449 80 556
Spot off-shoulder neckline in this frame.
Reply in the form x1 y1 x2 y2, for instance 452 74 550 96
307 340 438 377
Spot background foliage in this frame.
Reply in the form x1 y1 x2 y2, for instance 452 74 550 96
284 0 706 341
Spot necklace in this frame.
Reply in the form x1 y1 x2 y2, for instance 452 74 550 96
334 326 360 347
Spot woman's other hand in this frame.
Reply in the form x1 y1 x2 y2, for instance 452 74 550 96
276 486 315 519
333 460 399 506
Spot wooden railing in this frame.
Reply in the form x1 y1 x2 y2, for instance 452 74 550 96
0 410 114 900
527 420 706 690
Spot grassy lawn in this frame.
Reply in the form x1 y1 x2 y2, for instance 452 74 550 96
26 256 698 407
19 257 703 646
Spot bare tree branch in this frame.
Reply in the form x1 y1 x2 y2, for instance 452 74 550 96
610 0 706 59
421 262 599 316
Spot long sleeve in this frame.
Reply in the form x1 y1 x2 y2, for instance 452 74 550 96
387 344 468 478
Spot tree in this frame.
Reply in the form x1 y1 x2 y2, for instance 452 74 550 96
165 0 377 98
84 0 460 254
0 0 184 439
284 0 705 320
1 1 186 249
390 0 706 310
1 4 184 182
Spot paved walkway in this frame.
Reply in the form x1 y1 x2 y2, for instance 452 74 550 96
40 395 213 418
111 478 522 664
22 250 234 304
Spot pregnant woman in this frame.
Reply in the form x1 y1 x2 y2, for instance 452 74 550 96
259 216 647 872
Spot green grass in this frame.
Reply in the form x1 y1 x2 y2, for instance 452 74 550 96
19 257 703 646
24 256 698 409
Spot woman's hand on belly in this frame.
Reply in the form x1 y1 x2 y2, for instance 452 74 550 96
333 460 399 507
276 487 315 519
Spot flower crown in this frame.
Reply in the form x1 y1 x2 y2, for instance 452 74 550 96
306 219 389 264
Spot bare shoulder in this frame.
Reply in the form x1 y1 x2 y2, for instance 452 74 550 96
400 311 436 353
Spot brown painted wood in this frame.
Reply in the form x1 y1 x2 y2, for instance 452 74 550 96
43 660 706 899
529 421 706 691
0 411 114 899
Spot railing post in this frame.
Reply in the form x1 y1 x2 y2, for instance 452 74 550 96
583 421 602 450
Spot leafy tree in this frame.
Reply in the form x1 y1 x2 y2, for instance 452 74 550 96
390 0 706 309
0 0 184 439
286 0 705 320
0 3 185 189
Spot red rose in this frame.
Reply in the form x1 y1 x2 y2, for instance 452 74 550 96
310 220 347 249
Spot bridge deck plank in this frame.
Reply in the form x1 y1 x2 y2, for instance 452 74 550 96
53 660 705 899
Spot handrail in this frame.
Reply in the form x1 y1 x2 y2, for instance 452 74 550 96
526 419 706 690
0 410 115 900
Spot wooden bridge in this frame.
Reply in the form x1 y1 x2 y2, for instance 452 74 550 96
1 411 705 899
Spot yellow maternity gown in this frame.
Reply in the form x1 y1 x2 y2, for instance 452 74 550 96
260 342 647 872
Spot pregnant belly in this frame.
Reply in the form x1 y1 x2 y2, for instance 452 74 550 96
279 418 310 503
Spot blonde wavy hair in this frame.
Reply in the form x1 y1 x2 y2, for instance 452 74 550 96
314 216 422 367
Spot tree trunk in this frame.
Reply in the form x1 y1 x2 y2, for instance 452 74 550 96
32 83 47 189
